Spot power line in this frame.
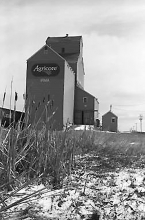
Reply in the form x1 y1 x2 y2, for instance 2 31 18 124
114 102 145 107
113 107 145 112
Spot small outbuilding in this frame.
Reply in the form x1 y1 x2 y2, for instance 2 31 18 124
102 107 118 132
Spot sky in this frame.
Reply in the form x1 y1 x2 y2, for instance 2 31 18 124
1 0 145 131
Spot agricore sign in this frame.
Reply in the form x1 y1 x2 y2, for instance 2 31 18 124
32 64 60 77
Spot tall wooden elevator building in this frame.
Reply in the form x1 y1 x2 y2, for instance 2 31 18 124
26 35 99 130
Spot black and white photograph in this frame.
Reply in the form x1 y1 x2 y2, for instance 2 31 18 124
0 0 145 219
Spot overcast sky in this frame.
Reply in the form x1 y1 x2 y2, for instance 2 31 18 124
1 0 145 131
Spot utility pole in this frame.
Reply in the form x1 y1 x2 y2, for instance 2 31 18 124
139 115 143 132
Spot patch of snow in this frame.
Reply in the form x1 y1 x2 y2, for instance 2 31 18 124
1 161 145 219
74 125 94 130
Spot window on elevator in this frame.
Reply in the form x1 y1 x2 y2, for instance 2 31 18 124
83 97 88 103
61 47 65 53
111 117 116 123
44 46 48 54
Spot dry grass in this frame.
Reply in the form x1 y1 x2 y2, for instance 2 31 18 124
1 127 145 218
1 127 145 186
1 113 145 217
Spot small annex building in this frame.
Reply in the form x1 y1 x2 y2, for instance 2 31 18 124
0 107 25 127
102 109 118 132
26 35 99 130
74 86 99 125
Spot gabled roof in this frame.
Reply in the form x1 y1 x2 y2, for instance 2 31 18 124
27 44 66 62
102 111 118 118
76 86 99 104
76 83 96 99
27 44 76 76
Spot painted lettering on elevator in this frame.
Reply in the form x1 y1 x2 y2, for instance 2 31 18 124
32 64 60 77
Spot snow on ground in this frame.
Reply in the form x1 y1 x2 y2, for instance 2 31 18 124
74 125 95 131
1 153 145 219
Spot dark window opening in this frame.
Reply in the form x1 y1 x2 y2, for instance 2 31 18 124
44 46 48 54
111 117 116 123
83 97 88 103
62 47 65 53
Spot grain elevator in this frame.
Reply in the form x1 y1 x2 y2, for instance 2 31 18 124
26 35 99 130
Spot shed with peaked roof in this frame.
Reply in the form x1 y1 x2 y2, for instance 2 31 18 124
102 110 118 132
